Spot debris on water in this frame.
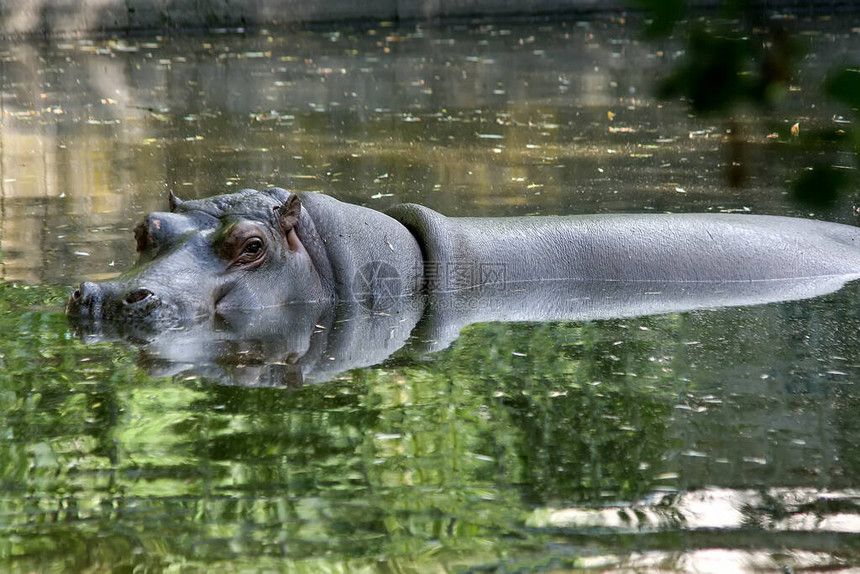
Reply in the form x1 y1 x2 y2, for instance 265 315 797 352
683 450 708 458
688 128 716 138
238 51 271 59
375 433 401 440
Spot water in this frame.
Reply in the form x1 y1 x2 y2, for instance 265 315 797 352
2 15 860 572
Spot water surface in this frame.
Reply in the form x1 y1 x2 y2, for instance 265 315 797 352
1 15 860 572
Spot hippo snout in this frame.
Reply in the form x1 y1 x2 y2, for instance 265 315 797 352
68 281 167 322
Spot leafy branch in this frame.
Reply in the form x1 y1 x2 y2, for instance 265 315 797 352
633 0 859 206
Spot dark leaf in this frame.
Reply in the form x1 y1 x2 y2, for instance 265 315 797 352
632 0 687 38
792 165 846 207
826 68 860 112
659 29 750 114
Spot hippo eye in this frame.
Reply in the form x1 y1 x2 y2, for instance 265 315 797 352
244 239 263 254
235 237 265 264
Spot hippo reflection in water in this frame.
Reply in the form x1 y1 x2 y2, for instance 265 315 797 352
67 187 860 386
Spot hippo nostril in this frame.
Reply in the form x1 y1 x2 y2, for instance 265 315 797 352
124 288 153 305
73 282 101 304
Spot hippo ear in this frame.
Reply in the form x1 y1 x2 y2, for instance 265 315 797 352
168 190 183 212
274 194 301 235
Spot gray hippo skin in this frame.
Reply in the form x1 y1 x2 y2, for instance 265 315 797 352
68 187 860 383
68 188 424 323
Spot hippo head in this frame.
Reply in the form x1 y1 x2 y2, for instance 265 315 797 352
67 188 327 330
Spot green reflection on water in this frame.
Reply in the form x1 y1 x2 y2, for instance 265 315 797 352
2 281 859 571
0 281 678 570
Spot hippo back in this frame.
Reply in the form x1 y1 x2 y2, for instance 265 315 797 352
387 203 860 289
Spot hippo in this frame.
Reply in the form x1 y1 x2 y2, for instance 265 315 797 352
68 186 860 335
65 186 860 386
